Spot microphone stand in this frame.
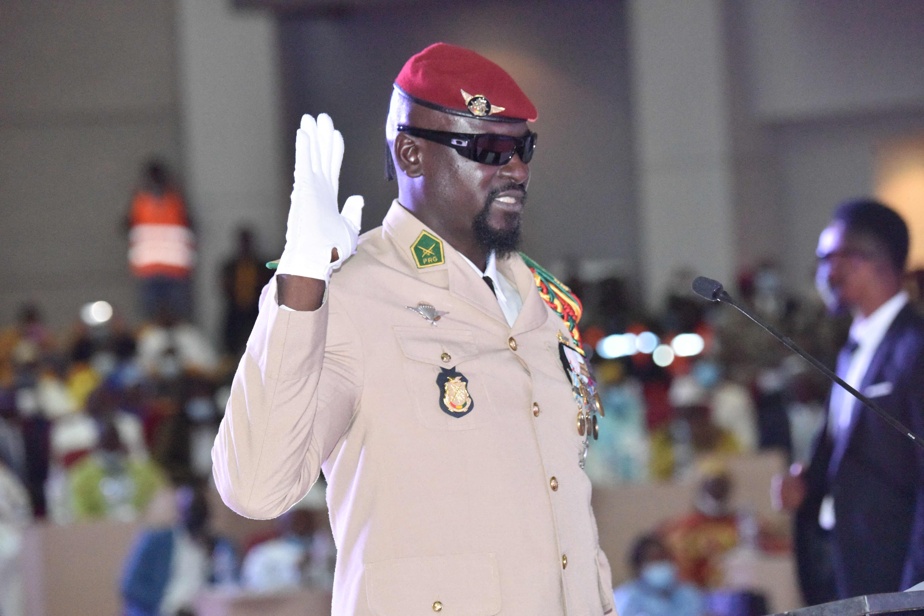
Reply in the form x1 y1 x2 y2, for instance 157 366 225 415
692 276 924 452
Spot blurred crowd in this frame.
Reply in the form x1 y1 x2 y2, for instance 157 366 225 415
1 248 922 614
0 260 855 517
0 294 337 615
576 261 853 486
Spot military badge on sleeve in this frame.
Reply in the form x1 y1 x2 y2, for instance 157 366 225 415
437 367 474 418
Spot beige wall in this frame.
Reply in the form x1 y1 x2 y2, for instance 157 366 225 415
0 0 182 329
876 136 924 272
3 0 924 327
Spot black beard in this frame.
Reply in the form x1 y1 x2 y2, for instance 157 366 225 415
472 185 525 258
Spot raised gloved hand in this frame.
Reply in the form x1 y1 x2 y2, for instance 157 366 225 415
275 113 364 282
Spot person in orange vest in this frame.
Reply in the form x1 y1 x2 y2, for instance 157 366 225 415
125 159 196 322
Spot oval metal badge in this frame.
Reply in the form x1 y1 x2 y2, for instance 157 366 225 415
437 366 474 418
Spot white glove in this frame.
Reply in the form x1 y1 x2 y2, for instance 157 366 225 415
275 113 364 282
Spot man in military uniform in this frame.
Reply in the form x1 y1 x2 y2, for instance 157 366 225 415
212 42 614 615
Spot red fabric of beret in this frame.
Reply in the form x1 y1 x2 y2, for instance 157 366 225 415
394 42 538 123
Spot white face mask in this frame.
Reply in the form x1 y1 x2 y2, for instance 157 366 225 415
640 561 678 590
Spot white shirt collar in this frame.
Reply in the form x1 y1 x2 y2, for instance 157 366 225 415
459 250 521 327
850 290 908 349
458 250 499 279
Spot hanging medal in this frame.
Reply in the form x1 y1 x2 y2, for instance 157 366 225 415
557 333 603 467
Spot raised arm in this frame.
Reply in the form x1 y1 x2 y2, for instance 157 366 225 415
211 113 363 518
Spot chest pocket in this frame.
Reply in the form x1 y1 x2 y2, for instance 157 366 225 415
365 553 501 615
394 326 494 431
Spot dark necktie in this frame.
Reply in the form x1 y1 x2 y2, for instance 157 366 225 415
483 275 496 296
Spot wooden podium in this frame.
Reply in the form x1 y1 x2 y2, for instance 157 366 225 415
770 591 924 616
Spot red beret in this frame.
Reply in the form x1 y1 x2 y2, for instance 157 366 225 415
394 42 538 123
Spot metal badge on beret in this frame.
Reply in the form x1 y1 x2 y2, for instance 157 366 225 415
393 43 537 122
461 89 506 117
436 366 474 418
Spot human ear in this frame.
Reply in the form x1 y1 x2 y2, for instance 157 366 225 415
395 133 423 177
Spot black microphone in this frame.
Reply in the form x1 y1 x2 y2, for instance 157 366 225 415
691 275 924 451
691 276 728 303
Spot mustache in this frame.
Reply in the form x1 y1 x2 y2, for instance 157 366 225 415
487 182 528 202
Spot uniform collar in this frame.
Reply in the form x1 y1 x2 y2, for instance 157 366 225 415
381 200 547 332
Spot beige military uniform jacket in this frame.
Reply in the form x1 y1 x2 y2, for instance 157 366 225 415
213 201 615 615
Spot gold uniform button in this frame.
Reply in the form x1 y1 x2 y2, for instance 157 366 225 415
508 337 518 351
550 476 559 491
440 352 451 363
432 600 443 612
532 402 541 417
561 554 568 569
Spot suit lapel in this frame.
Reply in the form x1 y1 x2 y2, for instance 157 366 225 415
828 306 910 478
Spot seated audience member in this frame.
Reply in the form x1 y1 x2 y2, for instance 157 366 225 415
658 459 788 590
613 532 705 616
103 328 146 396
0 303 56 362
121 482 238 616
136 309 219 381
152 375 220 484
0 458 32 616
34 356 77 422
693 359 759 453
68 416 165 521
65 336 102 411
3 344 56 518
241 484 335 592
650 376 741 480
779 357 826 465
51 383 147 466
584 359 649 484
0 386 26 485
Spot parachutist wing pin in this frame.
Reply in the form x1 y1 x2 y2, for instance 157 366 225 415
406 302 448 325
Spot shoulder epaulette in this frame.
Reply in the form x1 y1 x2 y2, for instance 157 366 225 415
520 252 583 346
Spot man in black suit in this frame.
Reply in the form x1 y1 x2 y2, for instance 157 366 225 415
775 199 924 603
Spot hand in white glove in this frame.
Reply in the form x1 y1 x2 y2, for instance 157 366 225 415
275 113 364 282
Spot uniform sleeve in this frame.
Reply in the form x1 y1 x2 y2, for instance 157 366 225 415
212 276 361 519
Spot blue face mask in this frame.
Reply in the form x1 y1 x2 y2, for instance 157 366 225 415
641 561 678 590
185 397 215 422
692 360 721 389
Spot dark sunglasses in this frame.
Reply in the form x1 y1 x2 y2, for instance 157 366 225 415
397 125 537 165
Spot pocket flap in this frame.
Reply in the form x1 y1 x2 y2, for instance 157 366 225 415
394 327 478 365
366 553 501 615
